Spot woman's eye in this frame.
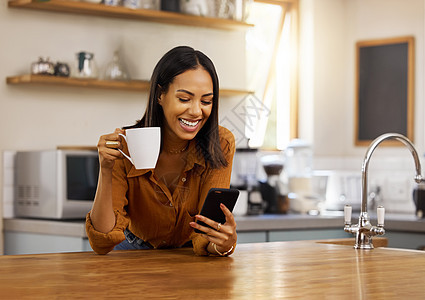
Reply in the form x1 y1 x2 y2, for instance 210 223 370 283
202 100 213 105
179 98 190 102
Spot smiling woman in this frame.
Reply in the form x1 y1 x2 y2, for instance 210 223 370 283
87 46 238 258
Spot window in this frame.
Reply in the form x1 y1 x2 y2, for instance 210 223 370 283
246 0 298 150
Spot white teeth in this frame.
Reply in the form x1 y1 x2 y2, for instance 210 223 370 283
180 118 199 127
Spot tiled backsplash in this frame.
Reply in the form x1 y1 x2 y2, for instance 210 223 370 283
315 156 418 214
2 151 419 218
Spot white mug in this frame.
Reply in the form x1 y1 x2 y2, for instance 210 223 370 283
118 127 161 169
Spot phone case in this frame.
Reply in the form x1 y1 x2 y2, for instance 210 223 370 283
194 188 240 233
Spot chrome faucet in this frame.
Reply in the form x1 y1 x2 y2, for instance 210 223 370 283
344 133 425 249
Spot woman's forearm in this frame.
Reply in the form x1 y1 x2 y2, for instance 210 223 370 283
89 169 116 233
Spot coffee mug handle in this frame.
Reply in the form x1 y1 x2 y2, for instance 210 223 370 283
117 133 133 165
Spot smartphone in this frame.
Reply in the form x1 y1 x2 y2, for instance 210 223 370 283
194 188 240 233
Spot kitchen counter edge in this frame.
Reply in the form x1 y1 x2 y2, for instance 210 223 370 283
3 213 424 238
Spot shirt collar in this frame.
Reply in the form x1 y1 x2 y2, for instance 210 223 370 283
127 166 152 178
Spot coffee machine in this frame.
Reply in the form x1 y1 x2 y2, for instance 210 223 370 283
258 153 289 214
231 148 263 215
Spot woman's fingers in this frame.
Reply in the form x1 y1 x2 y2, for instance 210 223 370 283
221 203 237 228
190 216 220 235
101 129 124 148
190 215 232 239
189 202 238 254
97 128 125 169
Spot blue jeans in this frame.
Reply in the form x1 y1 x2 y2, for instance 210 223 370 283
114 228 154 250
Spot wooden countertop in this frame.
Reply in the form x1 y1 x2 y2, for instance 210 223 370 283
1 239 424 299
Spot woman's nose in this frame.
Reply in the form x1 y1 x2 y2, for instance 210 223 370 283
188 100 202 116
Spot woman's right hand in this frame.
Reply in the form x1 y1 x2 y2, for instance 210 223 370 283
97 128 125 170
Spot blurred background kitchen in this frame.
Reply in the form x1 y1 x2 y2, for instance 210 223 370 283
1 0 424 255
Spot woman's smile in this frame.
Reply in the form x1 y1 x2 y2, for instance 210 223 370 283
179 118 201 132
159 67 213 141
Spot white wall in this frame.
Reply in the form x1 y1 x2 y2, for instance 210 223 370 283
299 0 425 214
0 4 246 151
0 2 247 253
300 0 425 161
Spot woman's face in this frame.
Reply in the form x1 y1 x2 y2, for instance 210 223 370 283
158 67 214 141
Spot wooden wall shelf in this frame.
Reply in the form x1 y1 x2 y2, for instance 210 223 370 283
6 74 252 96
8 0 254 31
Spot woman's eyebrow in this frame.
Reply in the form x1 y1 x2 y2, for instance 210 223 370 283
176 89 194 96
176 89 213 97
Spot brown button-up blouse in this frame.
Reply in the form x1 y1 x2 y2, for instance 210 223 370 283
86 126 236 255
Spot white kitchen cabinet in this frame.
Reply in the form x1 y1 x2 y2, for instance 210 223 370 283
237 229 352 244
3 214 424 255
3 218 91 255
269 229 352 242
383 232 425 250
238 229 425 250
237 231 267 243
4 232 91 255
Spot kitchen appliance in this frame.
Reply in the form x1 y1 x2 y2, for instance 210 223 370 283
285 139 318 213
15 150 99 219
231 148 262 215
259 153 288 214
413 182 425 218
322 170 362 212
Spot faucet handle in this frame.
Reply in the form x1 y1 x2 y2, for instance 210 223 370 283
377 206 385 226
344 205 352 225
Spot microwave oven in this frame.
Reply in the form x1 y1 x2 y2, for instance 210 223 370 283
15 150 99 219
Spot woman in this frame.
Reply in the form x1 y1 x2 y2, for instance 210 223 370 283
86 46 237 256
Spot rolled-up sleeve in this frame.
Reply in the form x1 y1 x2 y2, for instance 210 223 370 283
85 158 131 255
85 210 129 254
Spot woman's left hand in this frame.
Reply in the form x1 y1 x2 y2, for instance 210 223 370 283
190 203 237 255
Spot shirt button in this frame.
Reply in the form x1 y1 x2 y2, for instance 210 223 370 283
181 177 186 182
169 202 173 207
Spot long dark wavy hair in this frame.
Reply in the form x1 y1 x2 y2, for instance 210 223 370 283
125 46 227 169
